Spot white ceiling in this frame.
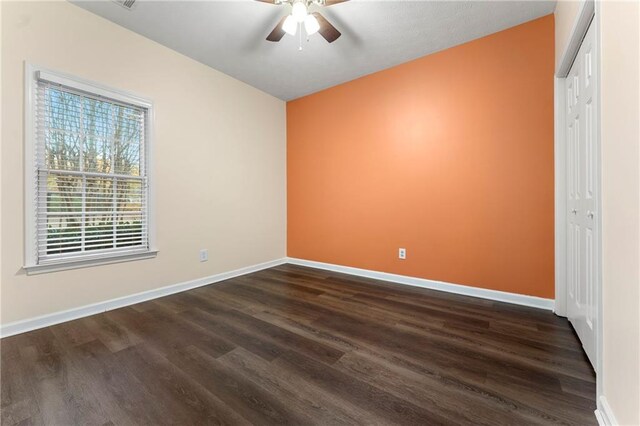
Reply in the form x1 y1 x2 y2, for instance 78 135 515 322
72 0 556 100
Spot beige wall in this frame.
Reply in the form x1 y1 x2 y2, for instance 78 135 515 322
1 1 286 325
554 0 583 71
600 1 640 424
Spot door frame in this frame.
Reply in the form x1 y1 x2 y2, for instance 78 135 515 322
553 0 603 414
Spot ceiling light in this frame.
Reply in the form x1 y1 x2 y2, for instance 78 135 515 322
304 14 320 35
291 1 307 23
282 14 297 35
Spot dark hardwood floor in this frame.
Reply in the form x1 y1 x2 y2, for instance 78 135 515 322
1 264 596 425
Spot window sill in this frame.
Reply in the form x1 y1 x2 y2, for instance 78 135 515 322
24 250 158 275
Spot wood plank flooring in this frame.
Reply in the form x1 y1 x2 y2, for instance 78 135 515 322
1 264 596 425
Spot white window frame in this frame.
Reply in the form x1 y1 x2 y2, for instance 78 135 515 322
24 63 157 274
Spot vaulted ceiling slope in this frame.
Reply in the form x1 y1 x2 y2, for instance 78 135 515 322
73 0 556 101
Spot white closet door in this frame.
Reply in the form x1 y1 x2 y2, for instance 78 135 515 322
566 20 598 369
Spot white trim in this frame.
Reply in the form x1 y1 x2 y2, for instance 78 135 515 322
36 69 152 109
146 96 157 253
286 258 554 310
556 0 595 78
23 250 158 275
0 258 287 338
24 63 37 269
554 76 568 317
595 396 618 426
594 0 604 407
23 63 156 272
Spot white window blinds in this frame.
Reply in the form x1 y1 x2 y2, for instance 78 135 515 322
32 76 150 267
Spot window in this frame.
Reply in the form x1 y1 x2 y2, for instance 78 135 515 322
25 66 156 274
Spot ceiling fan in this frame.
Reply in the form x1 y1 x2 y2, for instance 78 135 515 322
258 0 348 44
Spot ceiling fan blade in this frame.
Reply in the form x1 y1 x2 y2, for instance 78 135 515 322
312 12 341 43
266 15 288 42
324 0 349 5
255 0 278 3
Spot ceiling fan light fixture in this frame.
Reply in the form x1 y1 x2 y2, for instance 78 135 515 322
282 14 298 35
261 0 343 44
291 1 308 22
304 14 320 35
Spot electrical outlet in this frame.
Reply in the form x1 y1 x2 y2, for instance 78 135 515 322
399 248 406 260
199 249 208 262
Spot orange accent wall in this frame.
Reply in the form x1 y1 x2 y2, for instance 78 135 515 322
287 15 555 298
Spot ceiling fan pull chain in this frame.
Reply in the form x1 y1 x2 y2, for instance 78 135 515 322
299 22 303 51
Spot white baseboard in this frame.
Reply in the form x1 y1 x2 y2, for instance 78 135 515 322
0 258 287 339
595 396 618 426
286 257 555 311
0 256 556 338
